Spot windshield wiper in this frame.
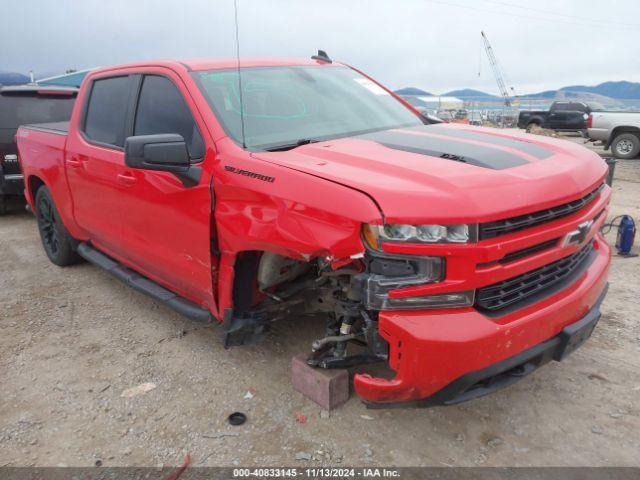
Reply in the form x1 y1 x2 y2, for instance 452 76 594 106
263 138 319 152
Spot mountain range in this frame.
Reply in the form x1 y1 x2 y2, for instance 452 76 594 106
395 81 640 102
3 70 638 102
0 71 31 86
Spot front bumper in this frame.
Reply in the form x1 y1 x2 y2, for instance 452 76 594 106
354 234 611 406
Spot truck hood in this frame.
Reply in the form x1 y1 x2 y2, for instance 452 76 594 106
254 124 607 224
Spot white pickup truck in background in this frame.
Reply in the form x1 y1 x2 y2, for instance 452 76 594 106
587 111 640 159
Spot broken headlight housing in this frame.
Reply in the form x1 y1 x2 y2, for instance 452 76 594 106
354 252 474 310
363 224 477 249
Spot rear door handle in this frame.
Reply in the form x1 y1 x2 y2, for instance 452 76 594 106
116 173 137 186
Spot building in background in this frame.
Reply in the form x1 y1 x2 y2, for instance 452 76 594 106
36 68 96 88
402 95 464 111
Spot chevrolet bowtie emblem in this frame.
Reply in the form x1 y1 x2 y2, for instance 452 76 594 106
562 220 594 247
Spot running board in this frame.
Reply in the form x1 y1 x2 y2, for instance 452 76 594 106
77 243 212 322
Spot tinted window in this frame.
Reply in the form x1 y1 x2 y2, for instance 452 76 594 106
553 102 587 112
84 76 131 147
134 75 204 159
0 93 76 128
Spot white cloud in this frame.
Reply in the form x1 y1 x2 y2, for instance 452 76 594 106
2 0 639 94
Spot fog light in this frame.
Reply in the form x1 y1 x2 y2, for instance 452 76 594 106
384 290 475 309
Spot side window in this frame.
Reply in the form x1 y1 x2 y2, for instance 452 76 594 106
83 76 131 147
134 75 205 159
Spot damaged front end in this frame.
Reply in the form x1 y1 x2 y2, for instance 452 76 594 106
222 249 391 370
221 232 465 372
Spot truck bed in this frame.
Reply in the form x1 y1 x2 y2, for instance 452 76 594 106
17 121 71 211
22 121 70 135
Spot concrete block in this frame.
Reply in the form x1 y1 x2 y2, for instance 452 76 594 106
291 354 349 410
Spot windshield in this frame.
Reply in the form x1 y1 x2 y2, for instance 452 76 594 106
192 66 422 150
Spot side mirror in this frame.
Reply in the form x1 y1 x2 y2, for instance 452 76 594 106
124 134 189 172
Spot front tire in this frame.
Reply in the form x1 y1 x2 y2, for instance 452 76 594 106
0 195 6 216
35 186 82 266
611 133 640 159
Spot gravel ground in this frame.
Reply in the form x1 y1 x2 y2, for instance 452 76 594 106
1 136 639 468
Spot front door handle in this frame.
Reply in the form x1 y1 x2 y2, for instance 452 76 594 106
66 158 82 168
116 173 137 186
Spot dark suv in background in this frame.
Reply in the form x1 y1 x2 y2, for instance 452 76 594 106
517 101 604 133
0 85 78 214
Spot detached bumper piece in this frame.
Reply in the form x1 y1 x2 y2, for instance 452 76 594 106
366 285 607 409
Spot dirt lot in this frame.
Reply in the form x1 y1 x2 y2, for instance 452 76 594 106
1 136 639 468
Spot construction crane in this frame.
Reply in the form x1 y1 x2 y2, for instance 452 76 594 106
480 31 515 107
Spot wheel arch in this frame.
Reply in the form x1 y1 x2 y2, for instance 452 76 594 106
608 126 640 148
26 174 47 211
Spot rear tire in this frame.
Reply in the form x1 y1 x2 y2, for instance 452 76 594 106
526 122 540 133
35 186 82 266
611 133 640 159
0 196 7 216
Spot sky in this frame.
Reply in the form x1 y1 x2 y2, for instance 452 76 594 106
1 0 639 95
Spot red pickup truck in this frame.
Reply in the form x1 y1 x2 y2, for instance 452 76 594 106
17 56 611 407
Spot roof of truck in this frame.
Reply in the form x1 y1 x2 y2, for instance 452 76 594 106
184 57 336 70
91 58 341 76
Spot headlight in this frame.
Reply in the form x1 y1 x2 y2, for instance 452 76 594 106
354 253 474 310
363 223 476 249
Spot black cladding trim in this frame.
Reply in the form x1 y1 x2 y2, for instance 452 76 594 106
357 127 530 170
425 124 554 160
76 243 212 322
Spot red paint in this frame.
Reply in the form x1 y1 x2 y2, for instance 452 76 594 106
355 235 610 402
17 59 611 405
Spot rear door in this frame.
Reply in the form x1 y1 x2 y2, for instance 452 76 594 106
117 72 214 308
65 75 135 256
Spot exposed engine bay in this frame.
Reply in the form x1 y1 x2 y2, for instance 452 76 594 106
224 251 392 369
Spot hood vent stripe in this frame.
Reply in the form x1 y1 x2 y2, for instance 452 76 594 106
425 125 553 160
358 128 530 170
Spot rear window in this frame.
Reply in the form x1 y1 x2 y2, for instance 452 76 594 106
0 93 76 129
553 102 587 112
83 76 132 147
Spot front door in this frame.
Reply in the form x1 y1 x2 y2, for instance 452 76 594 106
118 73 215 310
